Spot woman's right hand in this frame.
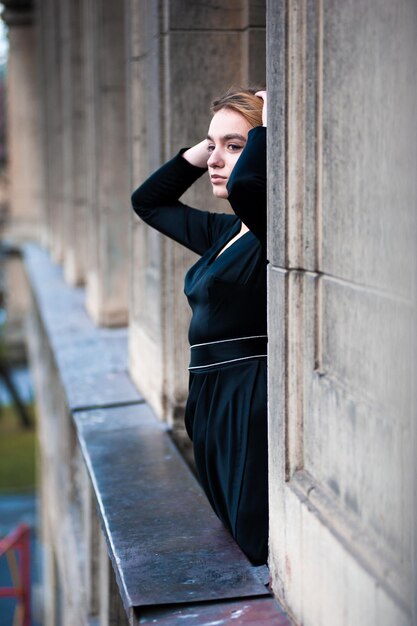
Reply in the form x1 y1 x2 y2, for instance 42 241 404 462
255 90 267 127
182 139 209 169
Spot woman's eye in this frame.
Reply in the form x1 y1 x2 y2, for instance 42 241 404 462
228 144 242 152
207 145 215 153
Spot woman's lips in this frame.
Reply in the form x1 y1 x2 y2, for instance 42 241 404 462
210 175 227 184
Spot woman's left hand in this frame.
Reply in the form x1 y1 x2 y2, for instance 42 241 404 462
255 90 267 127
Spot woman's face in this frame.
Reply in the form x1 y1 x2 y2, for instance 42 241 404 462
206 108 252 199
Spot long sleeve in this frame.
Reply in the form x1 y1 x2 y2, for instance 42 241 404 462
131 151 237 256
226 126 266 247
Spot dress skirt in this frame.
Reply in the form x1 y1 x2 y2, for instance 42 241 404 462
184 356 268 565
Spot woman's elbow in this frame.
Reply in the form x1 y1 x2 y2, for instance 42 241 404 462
227 174 265 202
131 189 148 218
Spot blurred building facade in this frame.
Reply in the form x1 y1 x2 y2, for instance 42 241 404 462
1 0 416 625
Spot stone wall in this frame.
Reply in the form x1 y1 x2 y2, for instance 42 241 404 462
267 1 417 624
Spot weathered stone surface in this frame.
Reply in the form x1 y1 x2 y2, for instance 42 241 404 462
166 31 244 153
138 596 290 625
60 0 88 286
84 0 130 326
301 273 413 574
244 27 267 85
128 0 159 59
267 0 416 623
75 403 269 612
164 0 243 31
24 244 142 410
247 0 266 27
2 252 30 360
320 1 417 296
27 301 89 626
318 277 411 418
266 1 286 269
5 24 44 241
44 0 66 262
99 531 129 626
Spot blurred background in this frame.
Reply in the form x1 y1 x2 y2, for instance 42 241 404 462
0 6 42 625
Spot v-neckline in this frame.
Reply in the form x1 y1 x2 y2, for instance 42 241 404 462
207 222 250 266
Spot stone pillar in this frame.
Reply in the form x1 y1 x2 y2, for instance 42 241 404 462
2 1 44 242
243 0 267 83
37 0 65 260
267 1 417 623
98 532 129 626
127 0 266 424
83 0 129 326
60 0 88 286
84 487 101 618
2 251 30 361
34 0 51 249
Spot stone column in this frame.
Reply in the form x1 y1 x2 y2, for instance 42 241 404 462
83 0 129 326
267 0 417 623
37 0 65 260
127 0 266 425
60 0 88 286
98 532 129 626
84 485 101 618
243 0 267 83
2 0 44 242
34 0 51 249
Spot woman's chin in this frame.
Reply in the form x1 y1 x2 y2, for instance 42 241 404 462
211 186 229 199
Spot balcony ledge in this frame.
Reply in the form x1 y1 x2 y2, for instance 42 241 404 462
23 243 292 625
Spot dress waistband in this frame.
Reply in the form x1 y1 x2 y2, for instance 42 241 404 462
188 335 268 371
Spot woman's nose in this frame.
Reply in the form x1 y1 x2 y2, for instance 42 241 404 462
207 148 224 168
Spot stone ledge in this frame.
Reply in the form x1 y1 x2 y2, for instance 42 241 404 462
75 404 269 620
23 243 142 412
23 243 292 625
137 597 292 625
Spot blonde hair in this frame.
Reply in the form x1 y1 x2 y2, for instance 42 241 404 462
211 87 264 128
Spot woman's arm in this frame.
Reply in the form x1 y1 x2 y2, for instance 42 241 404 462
256 90 267 127
226 91 267 247
131 146 235 256
226 126 267 247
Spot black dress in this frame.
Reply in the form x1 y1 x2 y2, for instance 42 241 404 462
131 126 268 565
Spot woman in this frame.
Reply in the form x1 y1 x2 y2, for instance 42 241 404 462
131 88 268 565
